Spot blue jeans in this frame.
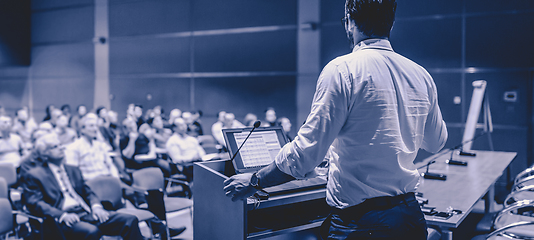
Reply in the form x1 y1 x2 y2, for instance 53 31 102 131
320 193 427 240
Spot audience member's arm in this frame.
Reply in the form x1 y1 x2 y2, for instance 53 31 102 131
133 138 157 161
121 133 137 159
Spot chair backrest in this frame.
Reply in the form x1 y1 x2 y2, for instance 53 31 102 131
494 199 534 232
85 176 123 210
0 198 13 235
0 163 17 187
132 167 165 190
0 178 7 199
504 185 534 207
487 221 534 239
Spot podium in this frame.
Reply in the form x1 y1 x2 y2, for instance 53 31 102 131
193 159 329 240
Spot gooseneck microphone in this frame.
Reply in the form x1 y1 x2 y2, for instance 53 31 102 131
420 160 447 181
230 120 261 162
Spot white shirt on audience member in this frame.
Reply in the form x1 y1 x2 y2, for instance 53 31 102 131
65 137 119 181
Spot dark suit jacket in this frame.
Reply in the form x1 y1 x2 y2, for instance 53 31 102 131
22 163 100 219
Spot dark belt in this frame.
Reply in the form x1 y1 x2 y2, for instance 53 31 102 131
332 192 416 219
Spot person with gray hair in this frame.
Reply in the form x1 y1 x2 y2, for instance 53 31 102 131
21 133 144 240
65 113 120 182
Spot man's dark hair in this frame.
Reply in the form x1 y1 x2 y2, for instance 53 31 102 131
96 106 106 116
346 0 397 38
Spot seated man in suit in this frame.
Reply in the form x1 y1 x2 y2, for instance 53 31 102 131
21 133 144 240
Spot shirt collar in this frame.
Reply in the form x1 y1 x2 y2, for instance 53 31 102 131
352 38 393 53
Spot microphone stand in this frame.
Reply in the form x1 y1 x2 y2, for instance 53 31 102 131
418 131 488 180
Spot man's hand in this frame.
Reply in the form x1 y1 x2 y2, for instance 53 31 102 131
61 213 80 227
223 173 257 202
92 206 110 223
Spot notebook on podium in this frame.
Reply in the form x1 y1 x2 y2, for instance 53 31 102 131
222 126 326 196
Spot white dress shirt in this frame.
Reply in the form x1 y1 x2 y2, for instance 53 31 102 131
275 39 448 209
65 137 119 181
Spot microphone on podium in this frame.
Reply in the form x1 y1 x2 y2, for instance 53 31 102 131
230 120 261 162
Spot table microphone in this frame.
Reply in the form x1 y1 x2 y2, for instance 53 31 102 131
420 160 447 181
230 120 261 162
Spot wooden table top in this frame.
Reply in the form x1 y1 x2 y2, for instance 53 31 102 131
415 150 517 229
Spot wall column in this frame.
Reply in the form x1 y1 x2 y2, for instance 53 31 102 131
297 0 321 126
94 0 110 109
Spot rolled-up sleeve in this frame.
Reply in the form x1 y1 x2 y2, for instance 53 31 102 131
275 63 349 179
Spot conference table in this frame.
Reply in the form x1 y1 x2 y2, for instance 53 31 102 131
415 150 517 240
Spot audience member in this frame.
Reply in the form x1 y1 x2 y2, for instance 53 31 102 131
133 104 144 129
211 110 226 145
55 114 77 146
61 104 72 126
12 107 38 144
42 104 56 122
65 113 120 182
0 115 30 168
21 133 144 240
147 115 172 151
167 118 206 165
44 108 63 128
261 107 278 127
243 113 258 127
119 117 171 177
95 107 116 151
215 112 246 146
191 110 204 136
168 108 182 127
182 111 202 137
167 118 206 181
278 117 293 141
70 104 87 136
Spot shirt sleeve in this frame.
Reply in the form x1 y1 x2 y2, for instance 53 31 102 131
275 62 350 179
421 76 448 153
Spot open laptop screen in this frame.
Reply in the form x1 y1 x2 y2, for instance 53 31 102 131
223 126 288 173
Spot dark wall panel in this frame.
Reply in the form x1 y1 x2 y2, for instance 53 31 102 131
110 37 191 74
31 43 94 77
395 0 463 18
31 77 94 120
31 6 94 44
465 0 534 13
109 0 191 37
194 30 296 72
32 0 93 10
432 73 463 123
391 18 462 69
110 78 191 120
466 13 534 68
0 78 28 115
320 25 351 68
191 0 297 30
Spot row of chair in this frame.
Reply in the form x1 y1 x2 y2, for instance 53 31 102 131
480 164 534 239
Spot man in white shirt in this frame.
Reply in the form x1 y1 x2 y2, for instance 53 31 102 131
223 0 447 239
65 113 120 181
167 118 206 180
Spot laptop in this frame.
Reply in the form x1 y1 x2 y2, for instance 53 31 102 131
222 126 326 196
